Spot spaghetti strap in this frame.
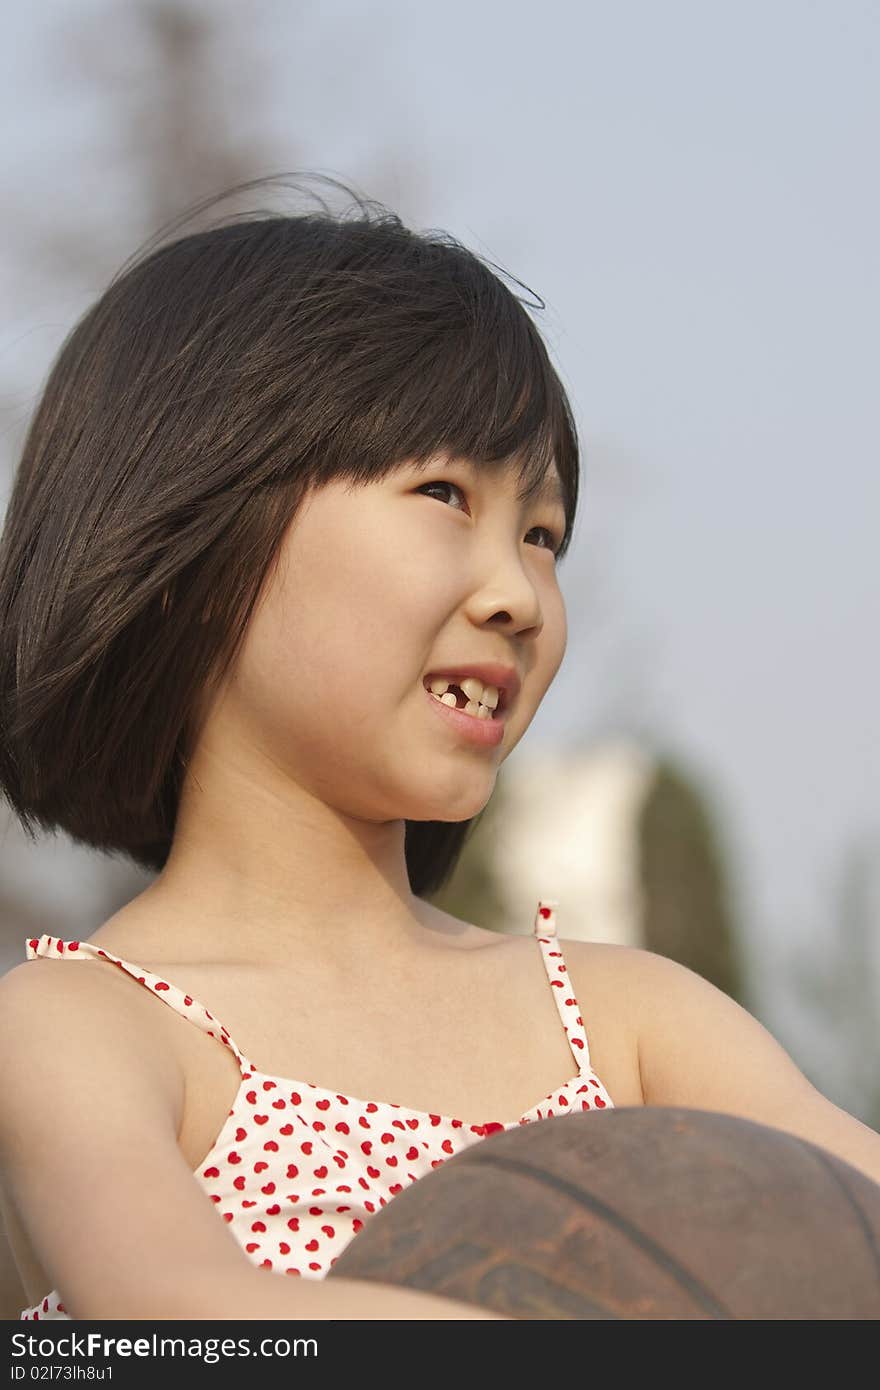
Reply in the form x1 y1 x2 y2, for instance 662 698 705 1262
531 899 593 1073
24 934 253 1075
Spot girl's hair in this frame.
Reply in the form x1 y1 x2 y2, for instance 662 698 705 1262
0 172 580 898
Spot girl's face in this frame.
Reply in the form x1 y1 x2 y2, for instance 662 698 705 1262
206 453 568 826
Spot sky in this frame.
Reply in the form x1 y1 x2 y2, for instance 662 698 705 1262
1 0 878 1092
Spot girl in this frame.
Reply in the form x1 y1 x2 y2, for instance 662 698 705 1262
0 174 877 1323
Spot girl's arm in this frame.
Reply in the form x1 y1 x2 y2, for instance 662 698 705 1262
0 961 507 1321
628 946 880 1186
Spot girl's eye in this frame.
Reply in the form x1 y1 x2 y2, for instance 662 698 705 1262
415 480 562 557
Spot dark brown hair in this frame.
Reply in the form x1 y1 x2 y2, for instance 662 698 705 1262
0 173 580 897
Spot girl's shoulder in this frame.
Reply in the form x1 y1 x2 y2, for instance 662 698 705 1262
0 945 186 1317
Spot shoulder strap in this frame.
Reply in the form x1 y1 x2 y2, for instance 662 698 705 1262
24 934 253 1074
531 900 592 1072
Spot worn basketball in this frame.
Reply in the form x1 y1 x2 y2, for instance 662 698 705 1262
329 1106 880 1319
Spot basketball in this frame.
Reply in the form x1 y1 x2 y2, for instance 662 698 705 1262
329 1106 880 1319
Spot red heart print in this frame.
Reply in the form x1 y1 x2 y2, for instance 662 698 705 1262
254 1162 268 1174
184 995 193 1007
262 1080 277 1091
287 1217 300 1232
366 1165 380 1178
305 1239 319 1252
313 1166 328 1179
280 1124 294 1136
235 1128 247 1142
242 1200 257 1208
264 1140 279 1152
254 1115 269 1126
316 1099 330 1110
352 1219 363 1232
223 1213 234 1223
389 1183 403 1195
233 1176 246 1191
380 1133 395 1145
246 1242 260 1253
272 1099 286 1110
360 1141 372 1155
251 1221 267 1233
441 1140 453 1154
406 1147 419 1160
279 1242 291 1255
301 1142 313 1155
154 982 170 992
290 1092 302 1105
365 1103 378 1113
246 1091 257 1105
335 1122 350 1135
203 1166 220 1179
267 1204 281 1216
286 1165 299 1179
261 1182 276 1195
386 1155 398 1167
406 1118 419 1129
321 1225 335 1238
228 1152 241 1165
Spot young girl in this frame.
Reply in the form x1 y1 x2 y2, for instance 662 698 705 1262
1 174 878 1323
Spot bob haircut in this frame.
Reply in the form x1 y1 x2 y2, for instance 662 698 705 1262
0 173 581 899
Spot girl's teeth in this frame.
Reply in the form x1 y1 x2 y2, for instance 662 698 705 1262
426 676 500 711
430 691 493 720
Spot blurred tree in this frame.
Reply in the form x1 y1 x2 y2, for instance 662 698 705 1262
637 755 747 1004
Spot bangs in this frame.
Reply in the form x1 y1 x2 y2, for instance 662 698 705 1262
273 220 580 562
